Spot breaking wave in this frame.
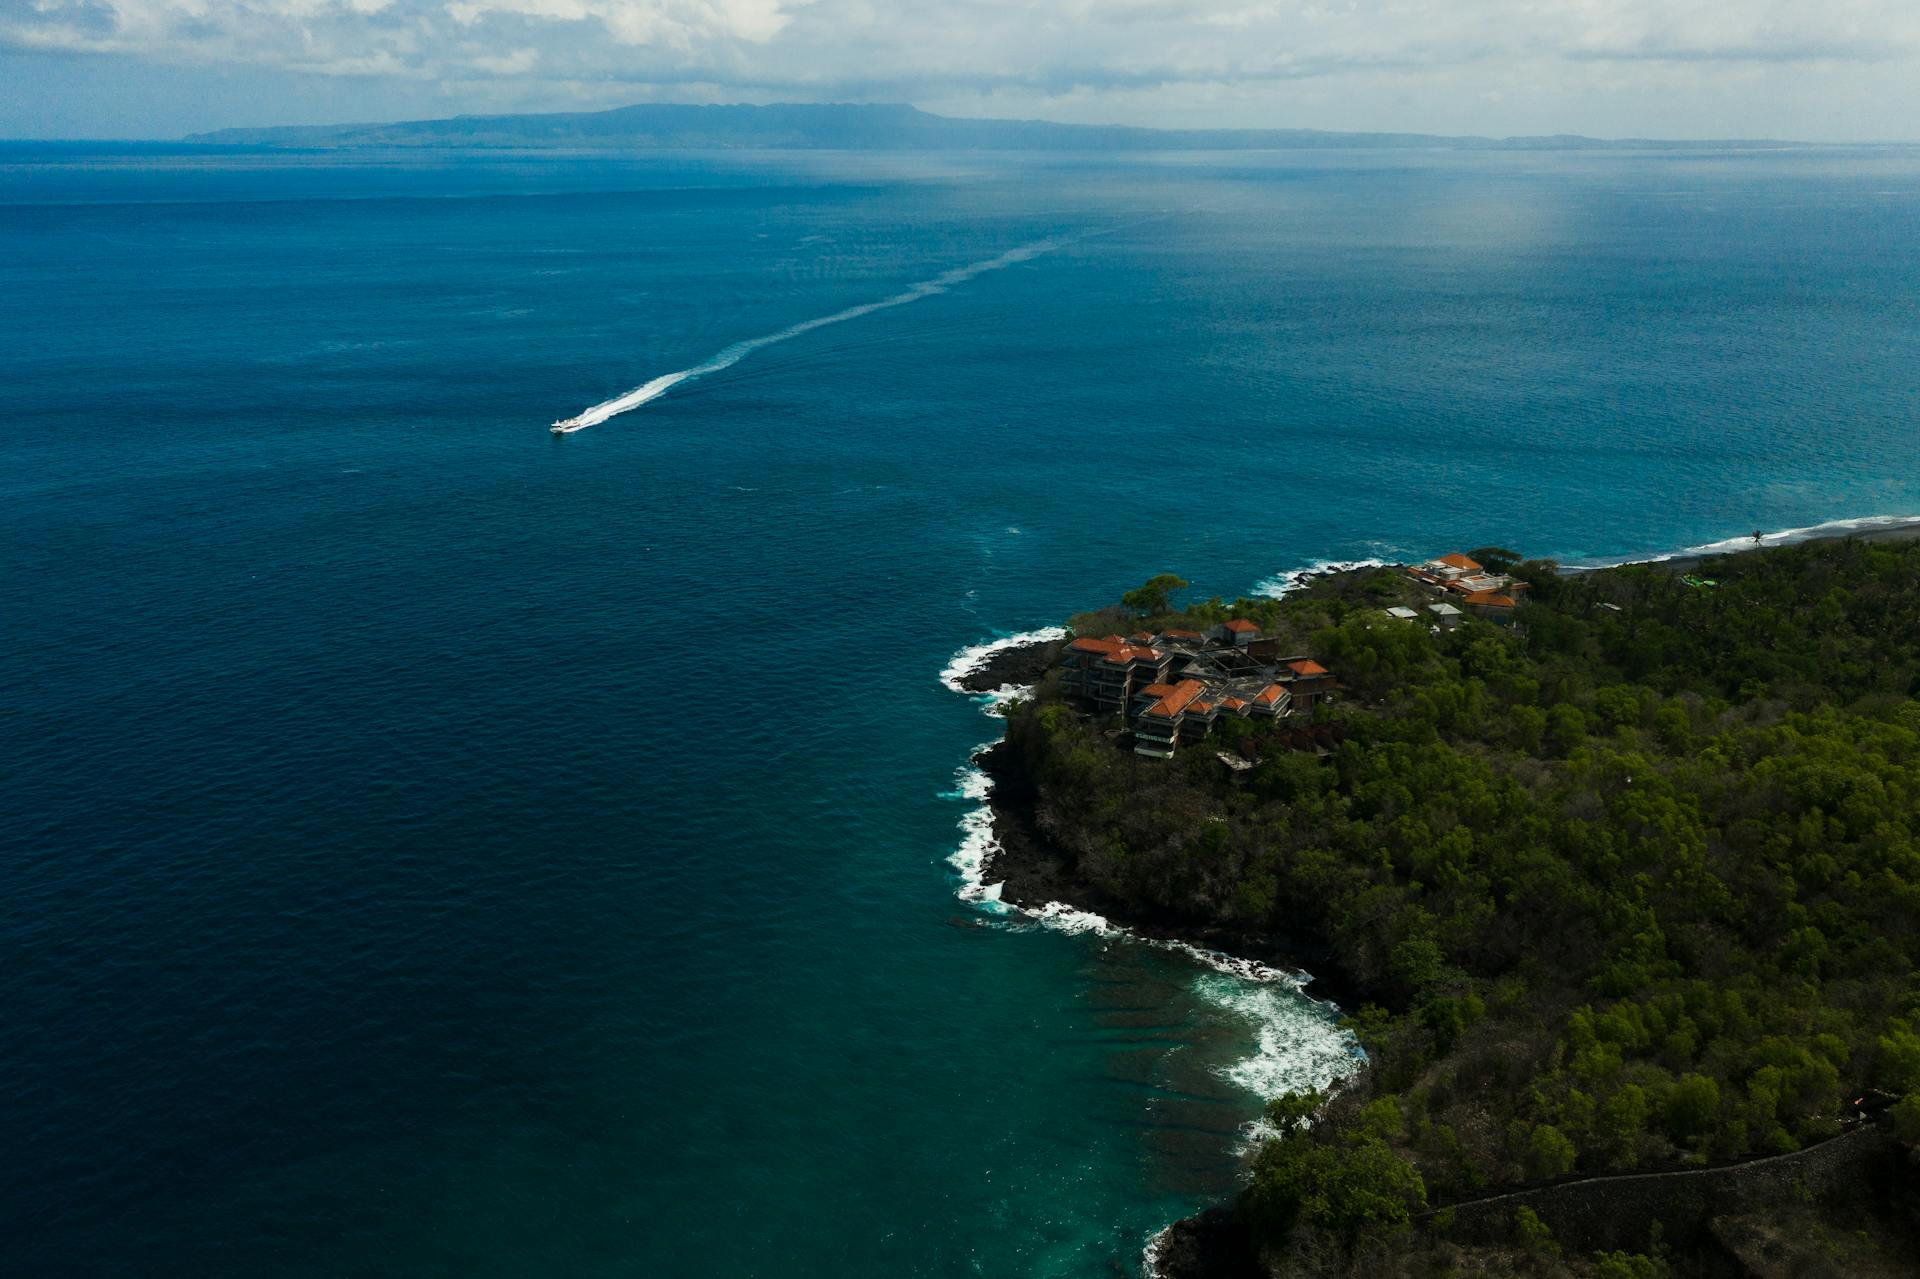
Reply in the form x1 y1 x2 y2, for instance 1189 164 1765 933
939 630 1064 906
938 613 1361 1277
1251 514 1920 591
1251 557 1396 599
1565 513 1920 569
1196 973 1366 1130
1141 1225 1174 1279
937 631 1361 1120
938 625 1069 694
552 240 1063 433
945 749 1010 911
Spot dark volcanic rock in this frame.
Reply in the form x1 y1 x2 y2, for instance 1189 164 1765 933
953 638 1061 694
972 741 1365 1011
1149 1207 1262 1279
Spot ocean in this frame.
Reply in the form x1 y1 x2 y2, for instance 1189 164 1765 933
5 142 1919 1277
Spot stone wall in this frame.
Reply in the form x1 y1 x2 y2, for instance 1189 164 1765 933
1433 1124 1905 1255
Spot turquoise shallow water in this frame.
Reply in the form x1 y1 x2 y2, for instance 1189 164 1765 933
5 144 1920 1277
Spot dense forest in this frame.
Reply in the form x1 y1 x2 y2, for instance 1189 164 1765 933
1000 537 1920 1275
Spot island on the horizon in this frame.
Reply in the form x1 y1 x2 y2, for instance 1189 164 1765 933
181 101 1826 153
960 522 1920 1277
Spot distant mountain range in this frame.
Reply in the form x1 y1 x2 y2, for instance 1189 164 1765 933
186 102 1803 152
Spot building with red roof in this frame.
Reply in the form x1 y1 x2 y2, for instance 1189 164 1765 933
1464 589 1518 619
1060 635 1173 713
1054 625 1333 758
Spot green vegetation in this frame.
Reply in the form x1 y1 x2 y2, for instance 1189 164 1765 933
1121 573 1192 618
1005 538 1920 1273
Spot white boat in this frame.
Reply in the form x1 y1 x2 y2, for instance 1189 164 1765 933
550 417 583 434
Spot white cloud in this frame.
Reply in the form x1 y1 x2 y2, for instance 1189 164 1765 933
3 0 1919 135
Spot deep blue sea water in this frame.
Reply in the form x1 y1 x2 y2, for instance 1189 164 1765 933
5 143 1920 1277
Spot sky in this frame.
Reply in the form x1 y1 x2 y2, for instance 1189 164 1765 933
4 0 1920 141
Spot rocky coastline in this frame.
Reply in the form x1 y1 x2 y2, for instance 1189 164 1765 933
973 737 1367 1012
1145 1207 1264 1279
961 658 1364 1278
949 521 1920 1276
951 637 1061 694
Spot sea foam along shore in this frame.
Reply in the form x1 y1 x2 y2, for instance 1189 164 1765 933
973 519 1920 1275
939 613 1369 1278
937 629 1362 1209
939 626 1069 910
1251 557 1396 600
1565 512 1920 571
938 625 1067 714
1253 515 1920 596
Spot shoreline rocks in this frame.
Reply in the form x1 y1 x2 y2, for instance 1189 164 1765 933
972 739 1368 1014
1147 1207 1263 1279
951 637 1061 694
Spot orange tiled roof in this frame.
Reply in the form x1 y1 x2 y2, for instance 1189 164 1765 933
1254 683 1287 705
1224 619 1259 633
1220 697 1246 711
1465 590 1516 608
1436 553 1482 571
1160 629 1204 639
1143 679 1205 719
1069 635 1162 663
1287 659 1329 677
1139 683 1179 698
1189 701 1214 714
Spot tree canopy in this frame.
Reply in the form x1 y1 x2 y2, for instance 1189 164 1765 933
1005 535 1920 1273
1121 573 1190 618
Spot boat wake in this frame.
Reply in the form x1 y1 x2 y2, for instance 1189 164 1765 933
550 239 1064 433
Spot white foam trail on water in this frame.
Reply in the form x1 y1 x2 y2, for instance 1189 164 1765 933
1564 513 1920 569
1252 557 1396 599
553 240 1063 432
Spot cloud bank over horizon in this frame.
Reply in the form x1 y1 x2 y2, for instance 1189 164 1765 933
5 0 1920 140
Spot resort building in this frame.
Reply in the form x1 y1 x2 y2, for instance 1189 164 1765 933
1464 589 1517 620
1409 552 1483 586
1059 635 1174 713
1407 552 1528 604
1252 682 1292 718
1056 626 1323 758
1281 658 1335 711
